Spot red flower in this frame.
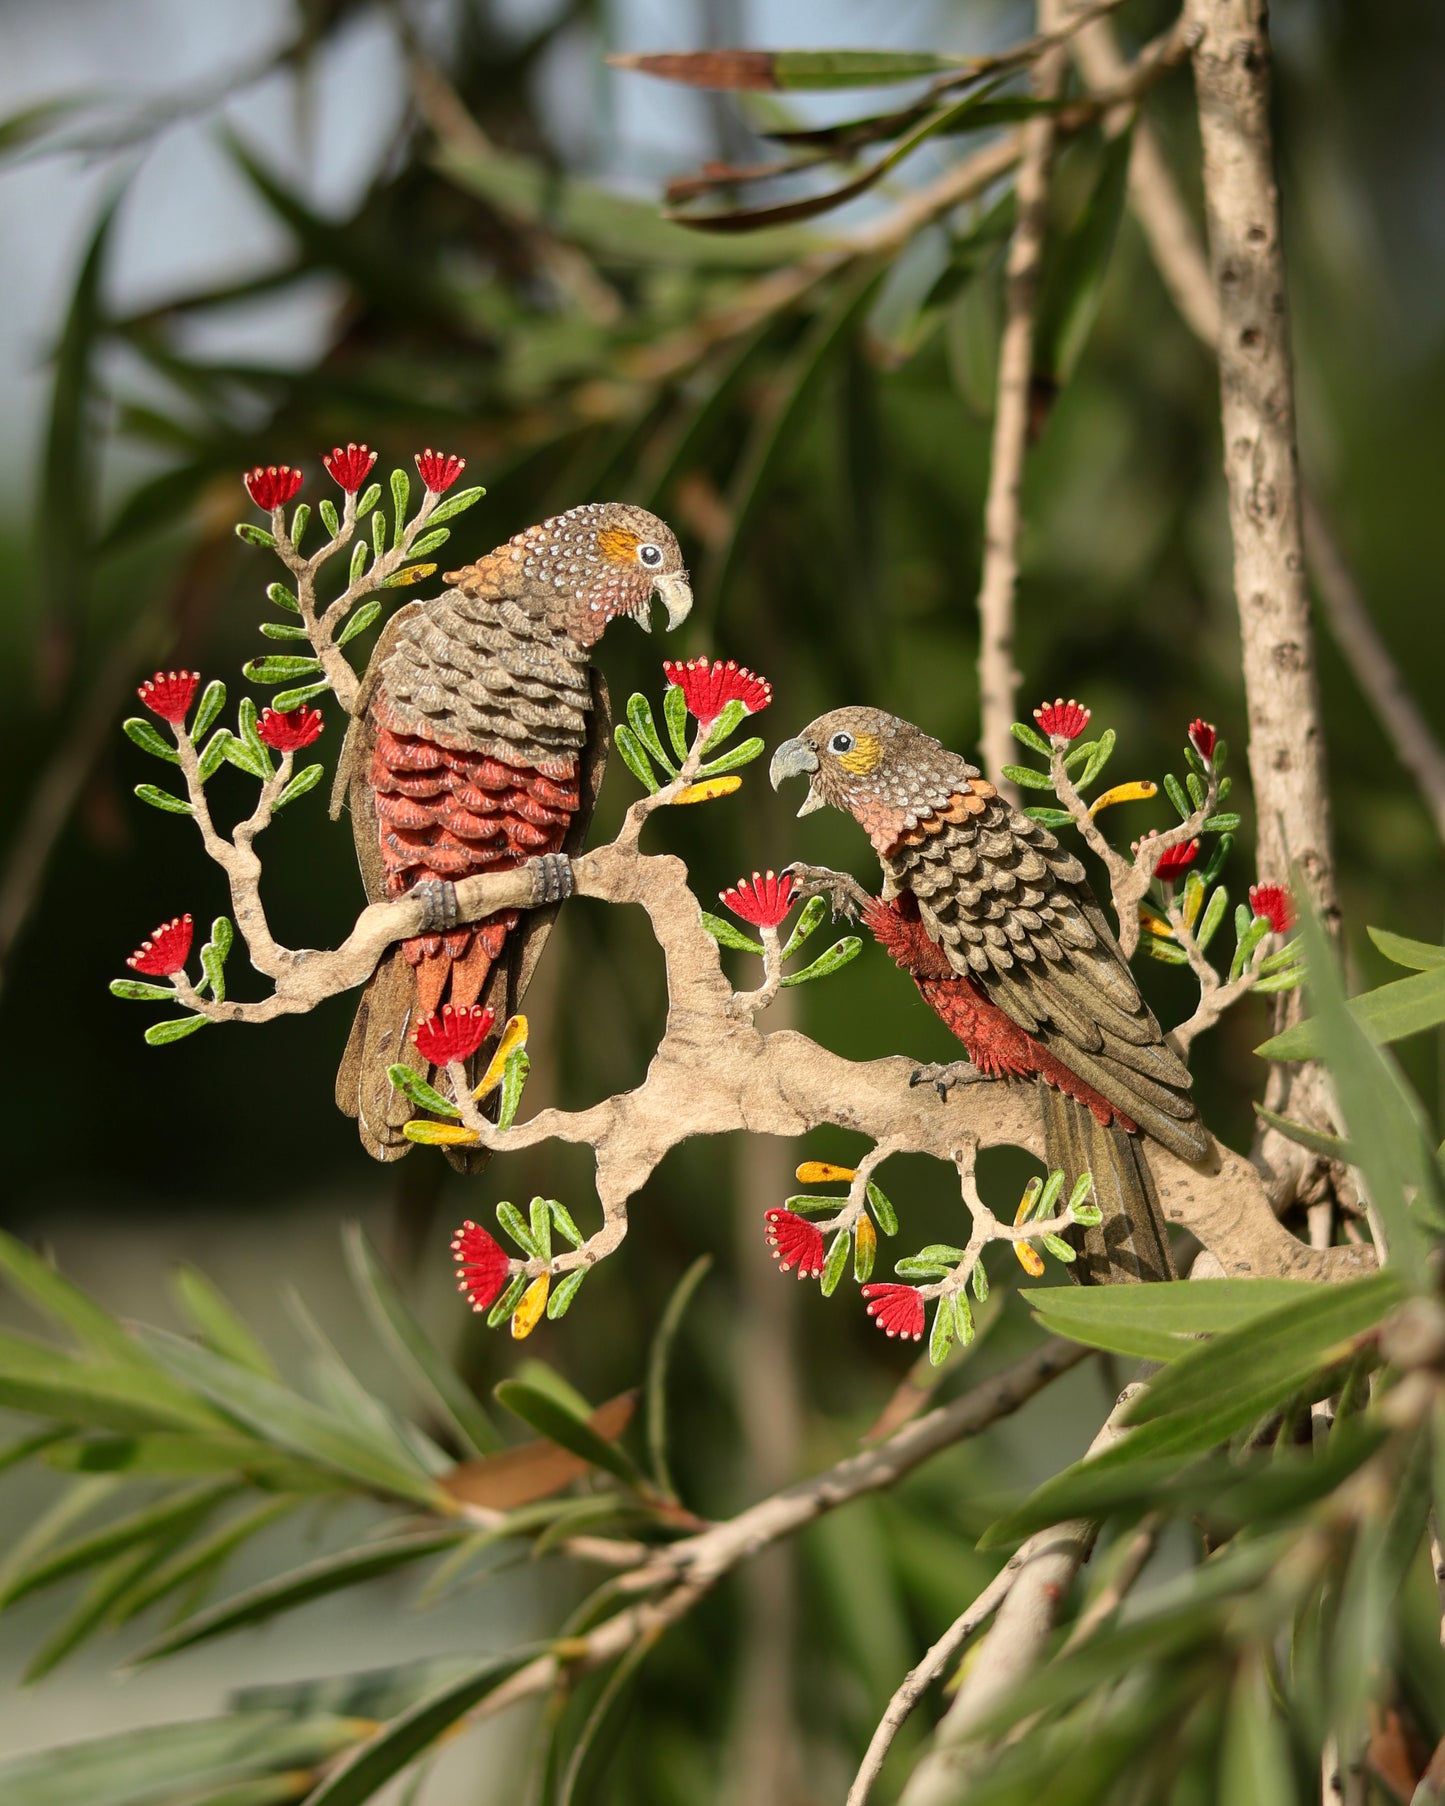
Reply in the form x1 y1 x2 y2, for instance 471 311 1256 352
256 705 324 752
323 443 377 493
1033 698 1090 742
1249 883 1295 934
1189 719 1217 761
1137 834 1200 882
415 449 466 493
137 670 199 724
244 465 304 511
451 1220 512 1313
127 914 194 977
764 1208 825 1279
662 658 772 725
414 1004 496 1066
860 1284 925 1341
721 869 796 929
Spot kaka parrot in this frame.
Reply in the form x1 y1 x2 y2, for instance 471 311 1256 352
769 708 1210 1284
333 502 691 1162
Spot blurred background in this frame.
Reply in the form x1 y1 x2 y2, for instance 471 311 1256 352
0 0 1442 1799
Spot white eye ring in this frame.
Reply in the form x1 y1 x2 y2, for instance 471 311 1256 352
638 543 663 568
829 731 855 754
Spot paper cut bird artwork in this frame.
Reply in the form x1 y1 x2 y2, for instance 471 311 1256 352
770 707 1211 1284
333 503 691 1163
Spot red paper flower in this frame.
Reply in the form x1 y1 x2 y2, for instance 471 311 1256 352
451 1219 512 1313
1249 883 1295 934
137 670 199 724
1137 835 1200 882
127 914 194 977
1189 718 1217 761
256 705 324 752
764 1208 825 1279
662 658 772 725
1033 698 1090 742
414 1004 496 1066
323 443 377 493
860 1283 926 1341
416 449 466 493
721 869 797 929
244 465 304 511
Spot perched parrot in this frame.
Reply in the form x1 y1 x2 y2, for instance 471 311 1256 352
769 707 1211 1284
333 503 691 1162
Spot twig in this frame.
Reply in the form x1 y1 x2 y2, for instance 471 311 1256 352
975 0 1067 797
897 1383 1146 1806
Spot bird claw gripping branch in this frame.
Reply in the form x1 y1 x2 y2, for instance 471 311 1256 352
780 861 872 924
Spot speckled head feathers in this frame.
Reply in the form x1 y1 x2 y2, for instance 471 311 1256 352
770 707 990 855
479 502 690 647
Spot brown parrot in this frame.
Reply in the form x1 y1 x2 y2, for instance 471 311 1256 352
769 707 1211 1284
333 502 691 1162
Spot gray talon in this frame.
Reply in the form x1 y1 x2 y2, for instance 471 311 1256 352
528 853 574 906
783 861 869 924
411 879 459 933
911 1060 989 1100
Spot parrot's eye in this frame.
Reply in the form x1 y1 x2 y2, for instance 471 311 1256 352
829 731 855 755
638 543 663 568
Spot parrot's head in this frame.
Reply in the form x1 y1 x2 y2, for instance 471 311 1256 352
770 707 986 854
498 503 691 648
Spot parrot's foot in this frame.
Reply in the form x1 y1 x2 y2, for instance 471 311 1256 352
526 852 574 906
910 1059 994 1102
410 879 459 934
783 862 871 923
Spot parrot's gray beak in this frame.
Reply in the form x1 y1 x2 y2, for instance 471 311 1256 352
650 572 693 633
769 738 824 817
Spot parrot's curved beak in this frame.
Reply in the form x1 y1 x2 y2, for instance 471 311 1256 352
769 737 824 817
648 572 693 633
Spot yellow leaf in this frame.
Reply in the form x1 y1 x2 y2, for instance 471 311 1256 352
795 1160 857 1184
1088 780 1158 818
474 1014 529 1100
672 776 742 805
1014 1179 1042 1226
855 1214 877 1262
511 1274 551 1340
386 562 438 587
1137 906 1174 939
1013 1240 1046 1278
403 1121 482 1146
1181 882 1204 931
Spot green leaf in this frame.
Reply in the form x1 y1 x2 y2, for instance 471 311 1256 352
547 1270 587 1320
198 730 234 781
0 1230 146 1364
547 1198 584 1249
22 1542 169 1684
1196 884 1229 952
1041 1234 1077 1263
1028 1278 1332 1362
171 1267 276 1378
1001 763 1056 791
955 1290 975 1345
390 467 410 547
137 1330 446 1508
645 1253 711 1503
236 522 276 550
347 541 369 585
1023 806 1074 828
613 723 659 793
188 680 227 742
144 1015 207 1045
781 894 826 960
496 1200 539 1259
971 1257 989 1302
131 1528 467 1664
1034 129 1132 382
425 483 485 524
266 581 300 613
319 499 340 538
626 692 676 773
1251 966 1304 994
110 977 174 1002
696 735 765 778
1259 962 1445 1057
385 1064 460 1119
274 763 325 810
372 504 387 561
821 1229 851 1298
272 679 330 711
1367 926 1445 970
1203 811 1242 832
866 1181 898 1236
406 527 450 560
258 620 311 640
927 1298 955 1366
780 935 862 986
301 1653 530 1806
1009 720 1052 757
336 599 381 645
493 1381 643 1487
700 911 763 954
1163 773 1190 819
134 783 193 815
241 655 323 684
616 46 982 90
1078 729 1116 789
528 1197 553 1263
486 1275 528 1330
343 1227 501 1456
663 681 689 761
498 1047 529 1130
1251 1105 1351 1162
122 718 179 762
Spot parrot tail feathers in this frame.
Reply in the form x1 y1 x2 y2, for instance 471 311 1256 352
1038 1086 1177 1286
337 949 426 1163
